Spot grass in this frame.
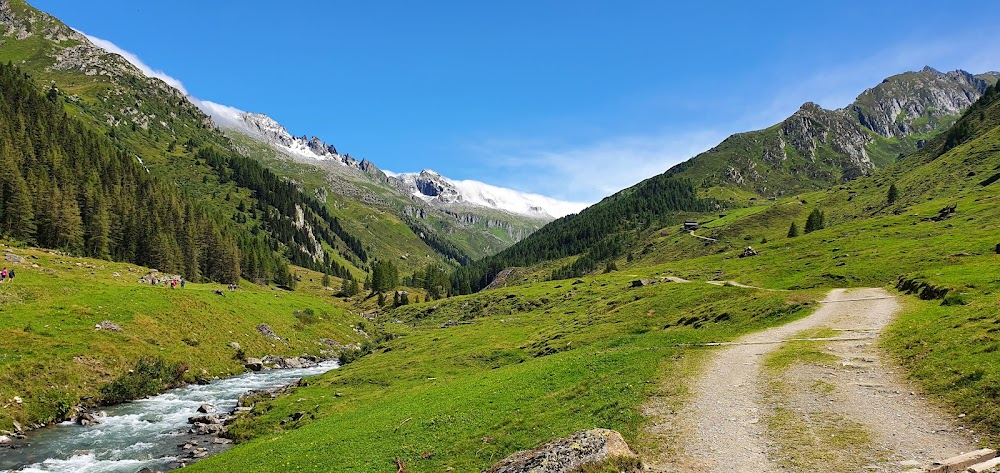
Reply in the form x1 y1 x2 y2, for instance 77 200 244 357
0 244 362 428
188 274 815 472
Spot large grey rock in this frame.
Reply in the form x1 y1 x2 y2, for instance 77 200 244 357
4 251 25 263
187 414 219 425
484 428 638 473
244 358 263 371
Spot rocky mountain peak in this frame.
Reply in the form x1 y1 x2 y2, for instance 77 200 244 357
850 67 990 138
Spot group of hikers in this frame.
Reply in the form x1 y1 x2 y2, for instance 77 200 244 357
0 267 14 283
148 276 185 289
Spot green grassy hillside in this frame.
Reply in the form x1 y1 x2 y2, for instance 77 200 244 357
177 81 1000 471
190 273 814 472
0 244 363 429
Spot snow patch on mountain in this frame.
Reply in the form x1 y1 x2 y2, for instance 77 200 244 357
201 104 588 218
395 170 588 219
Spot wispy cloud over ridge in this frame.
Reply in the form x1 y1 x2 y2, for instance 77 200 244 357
76 30 189 96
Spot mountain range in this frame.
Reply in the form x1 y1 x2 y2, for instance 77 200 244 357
7 1 1000 470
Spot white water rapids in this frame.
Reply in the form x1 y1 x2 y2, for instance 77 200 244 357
0 361 338 472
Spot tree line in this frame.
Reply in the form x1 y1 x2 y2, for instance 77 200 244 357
450 176 714 293
0 62 367 287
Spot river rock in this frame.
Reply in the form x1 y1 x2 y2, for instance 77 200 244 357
0 435 10 446
190 423 222 435
484 428 638 473
12 421 22 433
78 412 100 426
245 358 263 371
188 414 219 425
261 355 284 367
283 357 307 369
197 404 215 414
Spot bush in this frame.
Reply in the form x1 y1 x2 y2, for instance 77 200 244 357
99 356 186 404
941 293 968 306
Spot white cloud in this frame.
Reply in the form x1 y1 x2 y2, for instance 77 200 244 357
76 30 253 133
464 130 726 204
191 99 248 130
77 30 189 96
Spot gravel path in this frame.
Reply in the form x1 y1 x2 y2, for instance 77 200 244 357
648 288 980 472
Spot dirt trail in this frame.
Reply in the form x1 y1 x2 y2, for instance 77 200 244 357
645 288 980 472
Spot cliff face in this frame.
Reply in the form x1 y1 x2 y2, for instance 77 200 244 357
671 67 1000 197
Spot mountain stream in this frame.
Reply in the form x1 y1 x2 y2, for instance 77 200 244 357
0 361 338 472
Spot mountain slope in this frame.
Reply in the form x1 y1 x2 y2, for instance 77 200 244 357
455 68 998 292
208 106 575 263
668 67 997 200
0 0 466 279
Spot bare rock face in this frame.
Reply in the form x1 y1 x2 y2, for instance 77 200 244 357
484 429 638 473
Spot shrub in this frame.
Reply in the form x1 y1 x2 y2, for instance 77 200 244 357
99 356 186 404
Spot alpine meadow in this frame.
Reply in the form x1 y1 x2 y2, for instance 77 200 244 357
2 1 1000 472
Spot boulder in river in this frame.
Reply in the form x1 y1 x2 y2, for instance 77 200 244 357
197 404 215 414
245 358 263 371
484 428 638 473
77 412 100 426
187 414 219 425
0 435 11 446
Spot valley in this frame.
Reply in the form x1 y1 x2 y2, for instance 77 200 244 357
2 0 1000 472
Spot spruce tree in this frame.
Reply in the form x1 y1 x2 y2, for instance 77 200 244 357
887 183 898 204
787 221 799 238
804 209 825 234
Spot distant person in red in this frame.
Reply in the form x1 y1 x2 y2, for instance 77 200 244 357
0 267 7 283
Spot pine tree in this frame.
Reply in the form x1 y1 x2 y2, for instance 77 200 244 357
787 221 799 238
85 198 111 259
323 272 332 288
349 279 360 297
804 209 825 234
887 183 898 204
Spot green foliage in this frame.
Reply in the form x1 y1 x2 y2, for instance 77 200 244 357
321 272 331 288
411 263 450 299
887 183 898 204
0 62 250 282
370 260 399 293
787 221 799 238
99 356 186 404
803 208 824 233
453 177 711 292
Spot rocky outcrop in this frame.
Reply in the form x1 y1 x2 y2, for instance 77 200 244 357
852 67 993 138
484 429 638 473
256 324 280 340
710 67 999 195
94 320 123 332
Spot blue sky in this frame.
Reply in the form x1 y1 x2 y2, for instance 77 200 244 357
31 1 1000 204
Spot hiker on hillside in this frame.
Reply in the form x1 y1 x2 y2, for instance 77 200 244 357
1 267 7 283
7 268 14 282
